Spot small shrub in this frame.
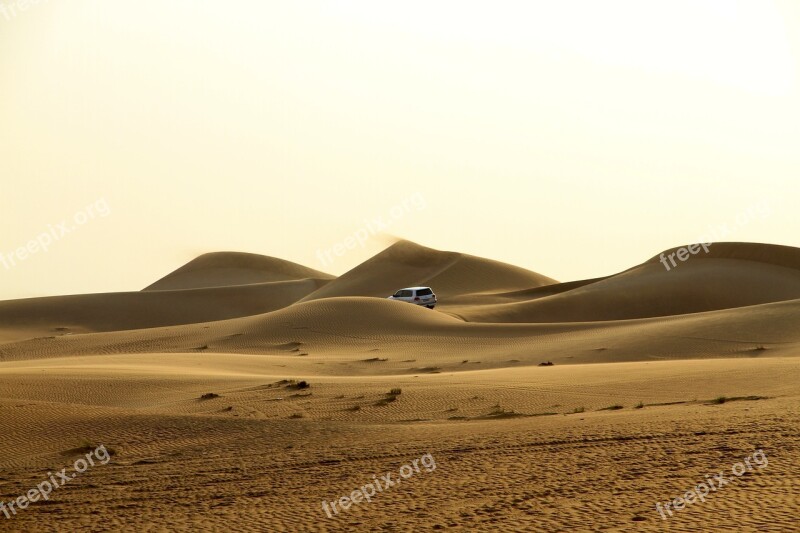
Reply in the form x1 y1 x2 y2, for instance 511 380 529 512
635 401 644 409
708 395 766 404
480 406 526 419
200 393 220 400
67 439 117 457
375 395 398 406
388 388 402 396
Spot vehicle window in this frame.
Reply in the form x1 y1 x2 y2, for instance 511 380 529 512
416 288 433 296
399 290 413 297
393 290 403 297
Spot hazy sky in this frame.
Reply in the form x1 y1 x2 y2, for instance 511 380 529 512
2 0 799 300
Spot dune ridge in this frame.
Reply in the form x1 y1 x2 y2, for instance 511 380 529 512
300 240 557 302
144 251 335 291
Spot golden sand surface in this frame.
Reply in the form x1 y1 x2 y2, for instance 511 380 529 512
1 241 798 531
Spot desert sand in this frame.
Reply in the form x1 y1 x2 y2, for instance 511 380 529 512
1 240 799 532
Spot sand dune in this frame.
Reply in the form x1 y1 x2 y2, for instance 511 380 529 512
301 240 556 302
144 251 334 290
3 241 800 365
450 242 800 322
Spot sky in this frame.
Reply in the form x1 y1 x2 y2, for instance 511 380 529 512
1 0 799 300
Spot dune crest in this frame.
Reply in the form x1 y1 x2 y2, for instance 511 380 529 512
300 240 556 302
144 251 335 291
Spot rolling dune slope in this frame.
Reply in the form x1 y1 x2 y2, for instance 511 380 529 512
424 253 558 297
3 296 799 370
452 242 800 323
144 251 334 290
0 278 330 342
